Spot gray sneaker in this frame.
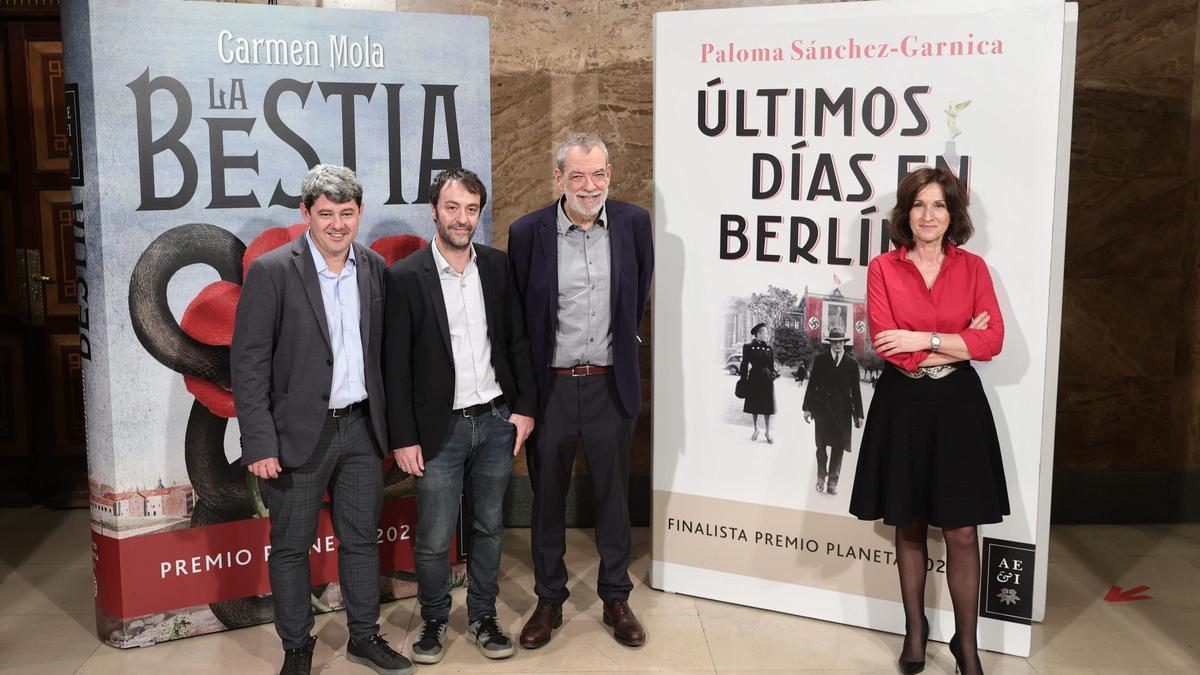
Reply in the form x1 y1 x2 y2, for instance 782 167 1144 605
467 615 514 660
345 633 413 675
411 618 448 665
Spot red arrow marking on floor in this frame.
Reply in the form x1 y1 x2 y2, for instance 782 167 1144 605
1104 585 1152 602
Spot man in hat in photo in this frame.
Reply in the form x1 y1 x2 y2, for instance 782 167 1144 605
802 326 864 495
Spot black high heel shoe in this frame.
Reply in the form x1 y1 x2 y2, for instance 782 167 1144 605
897 615 929 674
948 633 984 674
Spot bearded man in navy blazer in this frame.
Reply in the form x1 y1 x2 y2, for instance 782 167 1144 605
508 132 654 649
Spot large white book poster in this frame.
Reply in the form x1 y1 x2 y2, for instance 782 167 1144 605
651 0 1075 657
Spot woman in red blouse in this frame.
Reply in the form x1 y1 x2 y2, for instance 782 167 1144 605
849 167 1008 675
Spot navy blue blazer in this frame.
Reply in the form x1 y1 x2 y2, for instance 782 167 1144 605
508 199 654 419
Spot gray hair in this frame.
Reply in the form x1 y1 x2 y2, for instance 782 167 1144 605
554 132 609 172
299 164 363 208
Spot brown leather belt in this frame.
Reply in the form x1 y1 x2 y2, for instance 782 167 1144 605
551 364 612 377
329 399 367 418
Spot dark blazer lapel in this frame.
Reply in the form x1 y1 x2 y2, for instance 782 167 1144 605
606 204 624 315
354 242 372 355
476 249 499 340
421 246 454 360
537 209 558 330
290 234 333 355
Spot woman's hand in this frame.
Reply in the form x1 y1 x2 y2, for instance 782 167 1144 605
968 312 990 330
872 329 929 356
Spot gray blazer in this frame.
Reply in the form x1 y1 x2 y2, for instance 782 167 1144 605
232 234 388 468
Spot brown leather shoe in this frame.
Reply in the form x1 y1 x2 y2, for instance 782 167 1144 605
602 600 645 647
519 598 563 649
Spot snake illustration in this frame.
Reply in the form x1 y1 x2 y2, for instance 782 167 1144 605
128 223 308 628
128 222 426 631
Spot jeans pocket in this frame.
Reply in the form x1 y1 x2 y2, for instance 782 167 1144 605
494 402 513 423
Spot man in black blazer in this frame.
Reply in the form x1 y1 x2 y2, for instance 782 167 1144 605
384 169 536 664
508 133 654 649
232 165 412 675
802 328 865 496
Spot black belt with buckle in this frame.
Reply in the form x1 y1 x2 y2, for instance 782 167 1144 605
328 399 367 418
551 364 612 377
451 396 503 418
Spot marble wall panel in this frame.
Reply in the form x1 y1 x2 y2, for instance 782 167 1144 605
1058 0 1200 476
1063 177 1190 280
1169 374 1200 470
1070 78 1191 179
596 62 653 213
1075 0 1198 79
491 72 600 248
596 0 802 67
395 0 599 76
1059 279 1181 381
1055 375 1176 471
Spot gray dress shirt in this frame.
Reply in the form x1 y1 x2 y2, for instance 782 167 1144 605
552 197 613 367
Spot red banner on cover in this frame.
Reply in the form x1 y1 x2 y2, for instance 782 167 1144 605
93 496 424 619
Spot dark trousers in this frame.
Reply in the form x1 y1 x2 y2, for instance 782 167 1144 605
817 445 846 486
263 408 383 650
528 373 635 603
415 403 515 623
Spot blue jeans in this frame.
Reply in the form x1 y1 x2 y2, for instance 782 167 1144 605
415 402 515 622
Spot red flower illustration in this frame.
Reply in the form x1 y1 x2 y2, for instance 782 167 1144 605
177 224 428 419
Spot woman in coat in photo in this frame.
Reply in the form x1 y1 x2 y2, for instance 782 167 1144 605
739 322 778 442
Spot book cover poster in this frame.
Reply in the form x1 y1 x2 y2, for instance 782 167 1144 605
652 0 1073 657
62 0 488 646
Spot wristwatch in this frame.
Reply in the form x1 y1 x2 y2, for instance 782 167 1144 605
930 332 941 352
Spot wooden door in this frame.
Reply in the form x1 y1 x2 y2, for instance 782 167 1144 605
1 6 84 505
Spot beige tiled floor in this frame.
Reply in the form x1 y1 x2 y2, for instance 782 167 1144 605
1 508 1198 673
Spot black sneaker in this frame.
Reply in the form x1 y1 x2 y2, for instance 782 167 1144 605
346 633 414 675
280 635 316 675
467 615 514 660
411 618 449 664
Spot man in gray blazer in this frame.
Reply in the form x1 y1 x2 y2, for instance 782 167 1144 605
232 165 412 675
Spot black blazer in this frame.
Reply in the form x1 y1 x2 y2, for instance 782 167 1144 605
232 235 388 468
507 199 654 418
383 243 537 460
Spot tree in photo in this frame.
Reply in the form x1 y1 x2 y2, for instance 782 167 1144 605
747 285 799 334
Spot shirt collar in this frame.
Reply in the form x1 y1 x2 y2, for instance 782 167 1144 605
306 230 356 276
889 242 961 264
556 195 607 234
430 236 476 275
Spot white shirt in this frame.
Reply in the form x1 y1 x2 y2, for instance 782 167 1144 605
431 240 503 409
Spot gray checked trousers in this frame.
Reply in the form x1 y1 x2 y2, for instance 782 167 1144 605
262 407 383 650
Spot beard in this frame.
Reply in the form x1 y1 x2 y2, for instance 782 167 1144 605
565 186 608 219
436 220 475 252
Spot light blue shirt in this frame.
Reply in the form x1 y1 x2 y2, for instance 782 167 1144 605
306 232 367 409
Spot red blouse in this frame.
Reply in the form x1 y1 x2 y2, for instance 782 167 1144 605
866 244 1004 372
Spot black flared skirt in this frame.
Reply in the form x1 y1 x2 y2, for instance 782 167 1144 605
848 364 1010 529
